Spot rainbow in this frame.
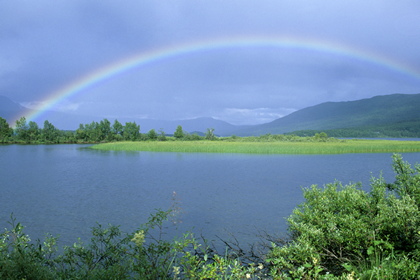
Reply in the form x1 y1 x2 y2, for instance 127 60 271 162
21 35 420 124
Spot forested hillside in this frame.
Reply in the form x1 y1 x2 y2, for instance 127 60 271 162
289 120 420 138
233 93 420 136
2 93 420 138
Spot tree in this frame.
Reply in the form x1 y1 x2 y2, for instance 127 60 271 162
61 130 76 143
42 120 58 143
314 132 328 142
76 124 88 142
205 128 215 140
75 121 101 142
98 119 112 141
174 125 185 139
14 116 29 142
183 132 203 141
147 129 157 140
0 117 13 142
28 121 40 142
112 119 124 141
158 129 166 141
85 121 101 142
123 122 140 141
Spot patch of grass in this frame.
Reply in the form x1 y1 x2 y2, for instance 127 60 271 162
91 139 420 154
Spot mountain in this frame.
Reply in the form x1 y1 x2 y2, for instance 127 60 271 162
134 117 245 136
231 93 420 136
110 117 243 136
2 93 420 137
0 96 29 123
0 96 102 129
0 96 240 134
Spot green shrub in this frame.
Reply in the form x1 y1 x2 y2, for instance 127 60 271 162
0 217 58 280
0 210 264 279
267 153 420 279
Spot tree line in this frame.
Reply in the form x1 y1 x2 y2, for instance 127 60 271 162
289 121 420 138
0 116 216 144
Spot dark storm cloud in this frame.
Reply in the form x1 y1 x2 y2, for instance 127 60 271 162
1 0 419 125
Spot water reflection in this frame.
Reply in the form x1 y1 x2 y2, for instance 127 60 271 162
1 144 419 248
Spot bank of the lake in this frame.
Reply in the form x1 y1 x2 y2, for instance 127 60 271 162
91 139 420 154
2 144 420 278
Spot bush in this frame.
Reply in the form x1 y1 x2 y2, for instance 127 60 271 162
0 217 59 280
0 210 264 279
267 153 420 279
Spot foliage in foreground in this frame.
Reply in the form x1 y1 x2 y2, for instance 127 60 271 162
267 153 420 279
0 211 267 279
1 154 419 279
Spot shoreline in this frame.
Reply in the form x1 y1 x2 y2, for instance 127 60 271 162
91 139 420 154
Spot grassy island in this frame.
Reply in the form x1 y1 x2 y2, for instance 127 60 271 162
92 138 420 154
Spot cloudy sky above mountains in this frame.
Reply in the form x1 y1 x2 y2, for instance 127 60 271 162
1 1 420 125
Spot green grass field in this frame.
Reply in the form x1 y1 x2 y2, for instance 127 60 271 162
91 139 420 154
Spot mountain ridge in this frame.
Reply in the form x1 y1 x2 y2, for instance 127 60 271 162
1 93 420 137
231 93 420 136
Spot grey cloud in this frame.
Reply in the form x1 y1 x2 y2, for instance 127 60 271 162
1 0 419 125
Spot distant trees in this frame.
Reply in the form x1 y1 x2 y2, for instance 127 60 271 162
314 132 328 141
158 129 166 141
147 129 157 140
7 117 61 143
76 122 100 142
0 117 13 142
14 117 29 142
28 121 40 142
0 115 342 144
291 123 420 138
123 122 140 141
74 119 141 142
42 120 59 143
112 120 124 140
205 128 215 140
183 133 203 141
0 115 220 143
174 125 185 139
99 119 112 141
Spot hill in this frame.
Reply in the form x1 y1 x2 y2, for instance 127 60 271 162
119 117 245 136
0 96 29 122
0 96 241 134
231 93 420 136
2 93 420 137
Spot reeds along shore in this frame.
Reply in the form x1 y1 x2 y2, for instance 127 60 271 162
91 139 420 154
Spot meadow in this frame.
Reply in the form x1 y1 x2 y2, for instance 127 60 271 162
91 138 420 154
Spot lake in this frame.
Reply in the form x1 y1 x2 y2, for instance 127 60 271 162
1 144 420 248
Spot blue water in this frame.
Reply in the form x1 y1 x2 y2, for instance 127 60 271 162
1 144 419 247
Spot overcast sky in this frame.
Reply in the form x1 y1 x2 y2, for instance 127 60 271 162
1 1 420 125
